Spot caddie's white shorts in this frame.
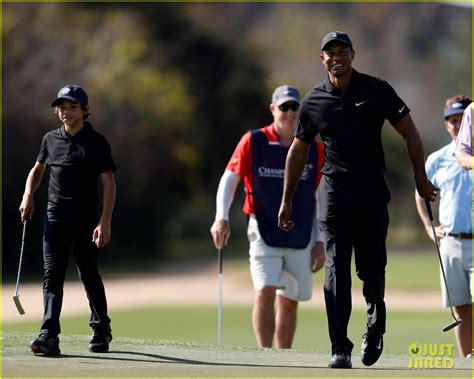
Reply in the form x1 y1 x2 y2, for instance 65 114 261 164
247 216 314 301
439 236 472 308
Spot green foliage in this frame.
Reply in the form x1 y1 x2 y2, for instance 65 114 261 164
2 2 268 273
3 2 471 275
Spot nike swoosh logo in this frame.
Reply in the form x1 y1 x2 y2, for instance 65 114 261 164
377 339 382 350
398 105 406 113
355 101 366 107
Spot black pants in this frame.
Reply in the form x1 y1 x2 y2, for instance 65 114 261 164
317 175 390 355
40 203 111 336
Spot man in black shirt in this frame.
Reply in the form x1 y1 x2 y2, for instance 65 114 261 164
278 31 437 368
19 84 117 356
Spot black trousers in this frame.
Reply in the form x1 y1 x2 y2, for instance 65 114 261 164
40 203 111 336
317 175 390 355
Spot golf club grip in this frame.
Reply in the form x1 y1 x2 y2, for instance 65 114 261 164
21 219 27 240
218 249 223 274
425 199 434 221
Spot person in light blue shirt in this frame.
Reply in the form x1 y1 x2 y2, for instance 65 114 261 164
415 95 472 358
455 103 472 170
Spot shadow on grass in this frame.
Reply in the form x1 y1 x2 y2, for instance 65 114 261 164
43 350 463 371
55 350 322 369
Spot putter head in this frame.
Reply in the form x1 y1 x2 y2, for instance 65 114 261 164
12 295 25 315
443 319 461 332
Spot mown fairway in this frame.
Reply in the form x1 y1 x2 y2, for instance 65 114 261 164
2 332 472 378
3 307 461 355
4 249 468 378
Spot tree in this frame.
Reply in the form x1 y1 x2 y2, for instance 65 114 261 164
3 2 269 276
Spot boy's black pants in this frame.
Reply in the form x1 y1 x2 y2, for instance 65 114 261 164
317 174 390 355
40 203 111 336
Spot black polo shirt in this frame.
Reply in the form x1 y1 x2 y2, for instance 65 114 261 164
295 69 410 177
37 121 117 207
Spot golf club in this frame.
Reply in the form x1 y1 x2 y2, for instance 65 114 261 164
13 220 27 315
217 248 223 347
425 200 461 332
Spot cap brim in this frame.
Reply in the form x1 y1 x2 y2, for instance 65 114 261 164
51 96 85 107
275 96 300 106
444 109 466 119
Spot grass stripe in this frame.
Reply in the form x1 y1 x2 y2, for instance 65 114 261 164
3 307 458 356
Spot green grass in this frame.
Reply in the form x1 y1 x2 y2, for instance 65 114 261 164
225 247 441 291
2 332 471 378
2 249 456 377
385 248 440 290
3 306 458 356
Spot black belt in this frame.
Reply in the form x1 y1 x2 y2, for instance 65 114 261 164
447 233 472 239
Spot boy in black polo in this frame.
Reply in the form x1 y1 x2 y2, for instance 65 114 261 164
19 84 117 356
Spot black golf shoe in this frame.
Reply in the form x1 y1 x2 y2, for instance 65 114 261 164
361 331 383 366
29 333 61 356
88 327 112 353
328 353 352 368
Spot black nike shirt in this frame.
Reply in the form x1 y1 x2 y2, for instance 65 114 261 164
37 121 117 208
295 69 410 177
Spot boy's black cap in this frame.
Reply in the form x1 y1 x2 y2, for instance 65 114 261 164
51 85 88 107
444 99 471 119
321 31 353 51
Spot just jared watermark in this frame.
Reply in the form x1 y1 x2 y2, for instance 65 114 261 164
408 342 455 369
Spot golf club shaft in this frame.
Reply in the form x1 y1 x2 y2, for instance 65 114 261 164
425 200 458 321
217 249 223 347
15 221 27 296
